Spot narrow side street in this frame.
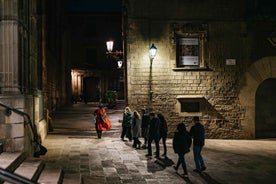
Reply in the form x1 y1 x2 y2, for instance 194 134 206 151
41 103 276 184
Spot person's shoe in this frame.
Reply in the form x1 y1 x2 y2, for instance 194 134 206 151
173 166 178 171
193 169 201 173
145 154 152 157
161 153 166 157
181 173 188 178
141 144 147 149
155 155 160 159
201 166 207 171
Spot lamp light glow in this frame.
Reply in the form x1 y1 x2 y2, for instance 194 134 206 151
106 41 114 52
117 60 123 68
149 43 157 60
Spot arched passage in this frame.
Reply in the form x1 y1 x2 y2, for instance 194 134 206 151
255 78 276 138
239 56 276 138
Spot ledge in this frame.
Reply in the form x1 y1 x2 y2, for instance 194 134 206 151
172 67 213 71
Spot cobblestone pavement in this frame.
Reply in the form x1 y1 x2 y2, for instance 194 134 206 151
41 103 276 184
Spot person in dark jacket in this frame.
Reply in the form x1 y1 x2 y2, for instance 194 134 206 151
146 112 160 158
141 108 150 149
189 116 206 173
173 123 192 178
157 113 168 156
121 107 133 141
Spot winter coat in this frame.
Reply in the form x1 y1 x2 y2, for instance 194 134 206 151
148 117 160 137
122 112 132 127
132 117 141 138
159 118 168 135
95 108 111 131
173 131 192 154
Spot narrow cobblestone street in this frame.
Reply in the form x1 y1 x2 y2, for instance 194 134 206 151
41 103 276 184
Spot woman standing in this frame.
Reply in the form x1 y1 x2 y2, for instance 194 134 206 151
132 110 142 149
121 107 133 141
173 123 192 178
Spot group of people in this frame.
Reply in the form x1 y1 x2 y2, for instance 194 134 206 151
120 107 168 157
93 104 206 178
120 107 206 178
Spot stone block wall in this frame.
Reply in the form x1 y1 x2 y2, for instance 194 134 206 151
0 96 27 152
124 0 276 139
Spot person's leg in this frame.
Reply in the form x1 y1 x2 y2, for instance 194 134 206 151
175 153 181 170
193 146 201 171
127 127 132 141
181 154 188 174
147 136 153 156
98 130 102 139
132 137 136 147
137 137 141 148
198 146 206 170
142 128 147 146
121 126 126 139
154 135 160 157
162 134 167 156
129 127 132 141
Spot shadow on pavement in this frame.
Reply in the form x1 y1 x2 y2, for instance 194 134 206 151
176 172 195 184
155 156 174 168
199 172 222 184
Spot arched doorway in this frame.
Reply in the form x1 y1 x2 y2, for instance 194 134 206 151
239 56 276 138
255 78 276 138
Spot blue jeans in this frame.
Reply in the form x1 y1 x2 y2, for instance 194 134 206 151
148 135 160 156
176 153 187 174
193 145 205 170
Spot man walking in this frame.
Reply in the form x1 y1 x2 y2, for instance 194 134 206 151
141 108 150 149
146 112 160 158
189 116 206 173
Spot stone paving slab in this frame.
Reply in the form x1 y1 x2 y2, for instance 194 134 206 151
40 103 276 184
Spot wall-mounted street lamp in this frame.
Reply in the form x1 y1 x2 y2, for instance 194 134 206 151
149 43 157 60
149 43 157 102
106 40 124 68
106 41 114 52
117 60 123 69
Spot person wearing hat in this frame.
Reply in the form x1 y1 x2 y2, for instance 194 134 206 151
189 116 206 173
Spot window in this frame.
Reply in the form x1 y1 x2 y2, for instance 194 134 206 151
181 101 200 112
176 95 203 117
175 33 206 69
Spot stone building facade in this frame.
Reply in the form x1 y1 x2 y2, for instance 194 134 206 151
0 0 70 154
124 0 276 139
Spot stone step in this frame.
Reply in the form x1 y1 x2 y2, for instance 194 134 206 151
6 157 45 183
37 165 63 184
0 152 64 184
0 152 27 172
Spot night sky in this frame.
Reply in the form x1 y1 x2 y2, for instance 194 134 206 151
65 0 121 13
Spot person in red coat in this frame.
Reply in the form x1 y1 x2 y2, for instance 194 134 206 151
94 104 111 138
